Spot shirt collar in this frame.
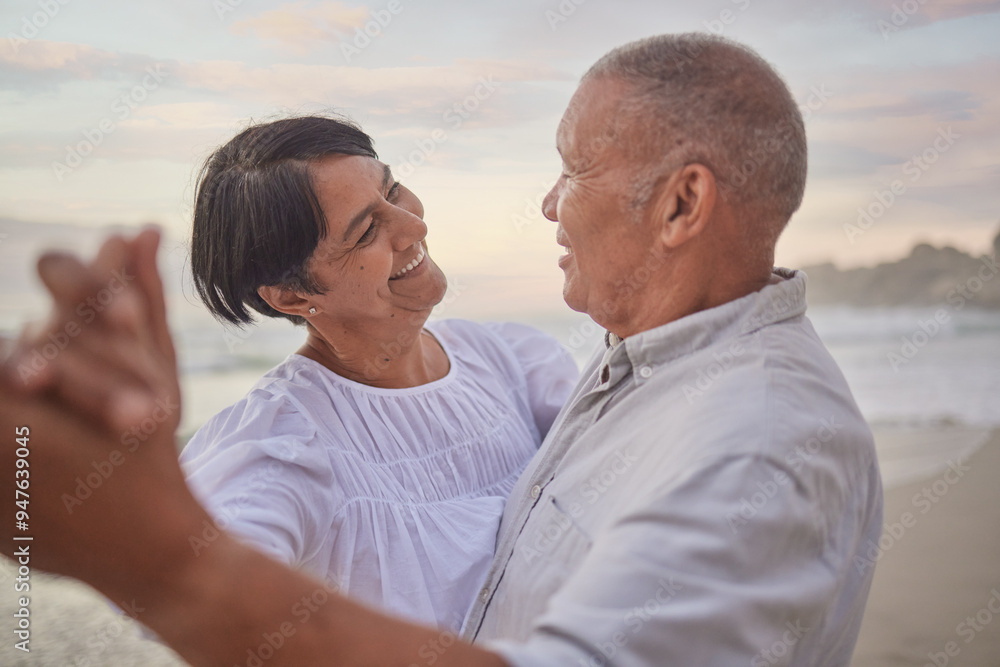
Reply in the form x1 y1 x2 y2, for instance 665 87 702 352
600 268 807 385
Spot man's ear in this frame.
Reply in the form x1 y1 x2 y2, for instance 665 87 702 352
648 163 717 249
257 285 315 318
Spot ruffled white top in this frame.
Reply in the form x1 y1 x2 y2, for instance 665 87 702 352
180 319 578 631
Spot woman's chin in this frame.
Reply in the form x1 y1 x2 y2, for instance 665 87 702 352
388 260 449 310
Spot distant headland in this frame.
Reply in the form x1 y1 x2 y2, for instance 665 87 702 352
800 227 1000 309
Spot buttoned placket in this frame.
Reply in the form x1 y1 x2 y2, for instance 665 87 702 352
467 338 631 639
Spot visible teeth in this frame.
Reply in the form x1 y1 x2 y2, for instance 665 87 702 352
392 248 425 278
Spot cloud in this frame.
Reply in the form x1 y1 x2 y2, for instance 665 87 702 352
749 0 1000 28
230 1 370 54
0 39 569 118
176 57 567 102
0 39 106 70
0 39 160 90
874 0 1000 25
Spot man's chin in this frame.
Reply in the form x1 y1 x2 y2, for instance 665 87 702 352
561 284 589 315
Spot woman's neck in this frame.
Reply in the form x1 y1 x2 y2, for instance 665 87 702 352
296 319 449 389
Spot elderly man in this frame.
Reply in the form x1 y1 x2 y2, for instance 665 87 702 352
1 33 881 666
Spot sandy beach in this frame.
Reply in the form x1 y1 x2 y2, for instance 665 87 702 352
0 565 187 666
852 428 1000 667
2 429 999 666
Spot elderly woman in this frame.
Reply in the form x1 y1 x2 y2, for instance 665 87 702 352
172 115 577 632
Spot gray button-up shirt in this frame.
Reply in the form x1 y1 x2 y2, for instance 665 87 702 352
464 270 883 666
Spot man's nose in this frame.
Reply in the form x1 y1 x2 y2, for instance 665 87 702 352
542 176 565 222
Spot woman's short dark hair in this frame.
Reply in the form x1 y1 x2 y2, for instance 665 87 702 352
191 115 377 326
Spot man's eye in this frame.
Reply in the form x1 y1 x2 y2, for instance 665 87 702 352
387 182 401 201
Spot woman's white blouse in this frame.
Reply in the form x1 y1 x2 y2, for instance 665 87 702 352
180 319 577 631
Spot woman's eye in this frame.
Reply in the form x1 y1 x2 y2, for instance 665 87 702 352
357 223 377 245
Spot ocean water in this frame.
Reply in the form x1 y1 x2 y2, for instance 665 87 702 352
807 306 1000 430
164 302 1000 437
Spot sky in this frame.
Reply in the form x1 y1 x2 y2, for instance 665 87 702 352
1 0 999 320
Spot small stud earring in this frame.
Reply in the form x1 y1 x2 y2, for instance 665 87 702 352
309 307 317 314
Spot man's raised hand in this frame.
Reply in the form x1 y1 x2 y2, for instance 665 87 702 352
1 228 181 438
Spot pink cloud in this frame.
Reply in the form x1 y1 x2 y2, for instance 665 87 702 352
866 0 1000 29
230 1 370 54
0 39 114 73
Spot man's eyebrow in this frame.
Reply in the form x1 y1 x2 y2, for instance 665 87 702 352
342 164 393 243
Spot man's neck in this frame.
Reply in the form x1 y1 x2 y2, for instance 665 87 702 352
604 265 774 340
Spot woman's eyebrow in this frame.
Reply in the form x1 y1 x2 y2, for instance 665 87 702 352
341 164 392 243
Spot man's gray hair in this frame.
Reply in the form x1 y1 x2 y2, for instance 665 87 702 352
585 33 807 256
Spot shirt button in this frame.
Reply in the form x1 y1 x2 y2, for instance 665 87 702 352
638 365 653 379
480 587 490 602
530 484 542 499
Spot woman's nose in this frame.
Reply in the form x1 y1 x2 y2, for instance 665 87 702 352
391 208 427 251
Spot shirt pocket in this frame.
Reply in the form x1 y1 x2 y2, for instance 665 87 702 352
511 493 594 596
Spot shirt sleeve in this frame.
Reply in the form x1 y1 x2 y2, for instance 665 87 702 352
482 321 579 439
488 454 845 666
179 391 336 567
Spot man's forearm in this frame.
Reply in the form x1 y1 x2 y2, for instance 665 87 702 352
132 532 508 667
0 388 506 667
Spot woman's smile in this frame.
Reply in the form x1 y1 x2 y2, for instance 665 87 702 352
390 242 428 280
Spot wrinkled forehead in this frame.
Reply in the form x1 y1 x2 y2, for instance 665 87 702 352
556 76 632 163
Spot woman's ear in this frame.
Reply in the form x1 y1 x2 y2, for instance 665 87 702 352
648 163 718 249
257 285 315 318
